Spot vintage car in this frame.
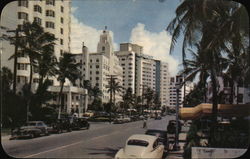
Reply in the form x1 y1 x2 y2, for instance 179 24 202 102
11 121 49 139
145 129 169 151
115 134 164 159
113 116 125 124
47 118 72 133
71 117 90 130
167 120 181 134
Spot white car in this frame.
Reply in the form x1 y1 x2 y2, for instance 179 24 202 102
115 134 164 159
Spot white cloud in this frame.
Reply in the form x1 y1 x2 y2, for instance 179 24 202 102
70 8 118 53
130 23 178 76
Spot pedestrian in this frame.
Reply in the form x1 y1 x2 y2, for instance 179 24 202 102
143 118 147 128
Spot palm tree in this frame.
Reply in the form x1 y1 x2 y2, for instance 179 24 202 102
143 87 154 110
106 79 123 104
122 87 135 113
20 21 56 91
57 53 80 119
37 46 57 90
91 86 102 101
168 0 248 120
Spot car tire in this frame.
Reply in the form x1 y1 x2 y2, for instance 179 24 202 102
45 130 50 136
29 133 34 139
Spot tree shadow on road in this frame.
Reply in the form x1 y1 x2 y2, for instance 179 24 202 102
87 147 122 158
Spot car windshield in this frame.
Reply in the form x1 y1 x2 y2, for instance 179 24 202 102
25 123 36 126
127 139 149 147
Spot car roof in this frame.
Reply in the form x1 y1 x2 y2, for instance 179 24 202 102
127 134 157 143
27 121 43 123
146 129 167 134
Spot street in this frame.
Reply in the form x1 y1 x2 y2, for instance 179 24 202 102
2 115 175 158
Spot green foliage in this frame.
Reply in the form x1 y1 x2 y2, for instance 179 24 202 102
183 84 205 107
90 98 103 111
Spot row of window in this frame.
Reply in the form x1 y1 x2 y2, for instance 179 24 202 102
18 12 64 24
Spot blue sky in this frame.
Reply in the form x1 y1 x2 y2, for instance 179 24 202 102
71 0 183 75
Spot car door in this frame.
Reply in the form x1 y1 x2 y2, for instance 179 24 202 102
36 122 45 133
151 139 164 158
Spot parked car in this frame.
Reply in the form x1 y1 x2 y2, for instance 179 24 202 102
115 134 164 159
71 117 90 130
123 116 131 123
11 121 49 139
167 120 181 134
113 116 125 124
155 115 162 120
145 129 169 151
47 118 72 133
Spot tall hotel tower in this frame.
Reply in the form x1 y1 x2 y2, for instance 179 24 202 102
0 0 71 91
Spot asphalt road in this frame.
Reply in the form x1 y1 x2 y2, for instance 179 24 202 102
2 115 175 158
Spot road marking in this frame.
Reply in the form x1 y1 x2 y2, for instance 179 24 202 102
23 130 121 158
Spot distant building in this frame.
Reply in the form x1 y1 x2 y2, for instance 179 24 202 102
116 43 170 108
207 79 250 104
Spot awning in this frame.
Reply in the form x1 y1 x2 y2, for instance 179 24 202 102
179 103 250 120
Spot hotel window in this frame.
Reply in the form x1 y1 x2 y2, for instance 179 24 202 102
60 39 63 45
18 0 28 8
96 59 99 62
46 0 55 6
17 76 27 83
45 21 54 28
96 77 99 80
17 63 27 70
46 10 55 17
34 17 42 25
61 6 64 12
33 78 39 83
61 17 64 24
96 71 99 74
18 12 28 20
17 24 24 31
60 50 63 55
96 65 99 68
60 28 63 34
34 5 42 13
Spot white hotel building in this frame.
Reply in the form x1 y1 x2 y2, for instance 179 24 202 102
74 29 123 104
1 0 88 115
116 43 170 108
1 0 71 88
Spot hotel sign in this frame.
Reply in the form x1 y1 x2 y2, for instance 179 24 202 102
192 147 247 158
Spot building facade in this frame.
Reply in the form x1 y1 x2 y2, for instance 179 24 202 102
116 43 170 108
74 29 123 104
1 0 71 90
0 0 89 116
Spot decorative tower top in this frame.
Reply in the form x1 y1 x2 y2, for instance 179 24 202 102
103 26 107 33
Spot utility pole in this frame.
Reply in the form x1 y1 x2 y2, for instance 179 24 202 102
173 76 183 151
7 28 24 94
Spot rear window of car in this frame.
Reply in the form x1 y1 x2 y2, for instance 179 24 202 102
127 139 149 147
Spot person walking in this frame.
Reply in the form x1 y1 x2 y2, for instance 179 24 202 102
143 118 147 128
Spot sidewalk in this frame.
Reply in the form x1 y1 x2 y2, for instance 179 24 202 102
166 133 187 159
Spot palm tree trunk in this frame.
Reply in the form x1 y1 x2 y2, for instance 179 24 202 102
29 63 33 91
209 69 218 146
58 81 64 119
